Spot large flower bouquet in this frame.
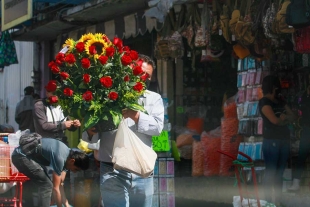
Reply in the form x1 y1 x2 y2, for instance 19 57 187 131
46 33 148 130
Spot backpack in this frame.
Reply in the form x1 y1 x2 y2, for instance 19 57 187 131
19 133 42 156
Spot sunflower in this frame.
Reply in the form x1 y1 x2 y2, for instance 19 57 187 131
62 38 75 53
85 37 111 59
79 33 95 43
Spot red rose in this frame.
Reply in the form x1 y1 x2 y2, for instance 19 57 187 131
105 47 115 57
82 90 93 102
50 65 60 74
63 87 73 96
65 54 76 64
45 80 57 92
123 75 130 82
89 45 97 55
133 82 143 92
129 50 139 60
60 72 70 80
48 61 56 69
113 37 123 48
48 95 58 104
99 55 108 65
83 74 91 84
55 59 63 66
108 91 118 101
121 54 132 66
123 46 130 52
102 36 110 43
133 65 143 76
81 58 91 69
140 73 149 81
75 42 85 53
137 59 143 66
100 76 113 88
56 53 65 62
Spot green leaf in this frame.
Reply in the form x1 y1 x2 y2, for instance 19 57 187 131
128 103 148 114
128 82 136 86
83 114 100 131
110 111 121 126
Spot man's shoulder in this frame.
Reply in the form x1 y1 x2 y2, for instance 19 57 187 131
145 90 162 99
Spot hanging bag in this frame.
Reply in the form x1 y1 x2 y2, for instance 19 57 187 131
274 0 295 34
112 119 158 178
293 26 310 53
286 0 310 29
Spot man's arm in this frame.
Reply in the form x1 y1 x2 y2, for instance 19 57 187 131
123 93 164 136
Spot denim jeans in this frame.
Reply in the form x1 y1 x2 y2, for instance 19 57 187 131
262 138 290 204
294 126 310 179
100 162 154 207
12 152 52 207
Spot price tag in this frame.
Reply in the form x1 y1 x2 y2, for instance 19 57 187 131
152 130 170 152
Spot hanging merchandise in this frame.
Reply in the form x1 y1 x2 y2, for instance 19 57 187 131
286 0 310 29
220 4 231 43
273 0 295 34
155 7 184 59
293 26 310 53
0 31 18 68
233 43 250 59
194 1 209 48
229 0 241 41
181 4 196 48
234 0 256 46
263 2 280 43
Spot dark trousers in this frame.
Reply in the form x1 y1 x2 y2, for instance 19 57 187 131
262 138 290 204
11 153 52 207
294 126 310 179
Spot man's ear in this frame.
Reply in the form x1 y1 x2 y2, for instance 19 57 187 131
68 158 75 165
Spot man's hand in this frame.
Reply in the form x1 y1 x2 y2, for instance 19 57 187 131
64 120 73 129
72 119 81 127
122 108 140 123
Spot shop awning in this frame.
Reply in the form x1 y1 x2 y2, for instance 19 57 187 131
10 0 164 41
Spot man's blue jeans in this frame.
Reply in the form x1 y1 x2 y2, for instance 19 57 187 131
262 138 290 204
100 162 154 207
11 152 52 207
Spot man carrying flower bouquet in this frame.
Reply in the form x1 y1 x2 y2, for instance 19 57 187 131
92 54 164 207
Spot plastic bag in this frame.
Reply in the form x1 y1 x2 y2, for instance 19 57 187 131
192 140 204 177
201 127 222 176
224 94 237 119
112 119 157 178
220 118 240 176
232 196 276 207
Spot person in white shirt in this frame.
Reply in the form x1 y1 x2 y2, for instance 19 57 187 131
91 54 164 207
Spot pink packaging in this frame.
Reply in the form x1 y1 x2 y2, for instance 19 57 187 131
238 88 245 103
255 71 262 85
167 193 175 207
257 118 263 135
159 177 167 192
246 87 253 102
166 159 174 175
248 72 256 86
252 87 258 101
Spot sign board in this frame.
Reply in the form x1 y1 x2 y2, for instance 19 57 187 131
152 130 170 152
2 0 32 31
